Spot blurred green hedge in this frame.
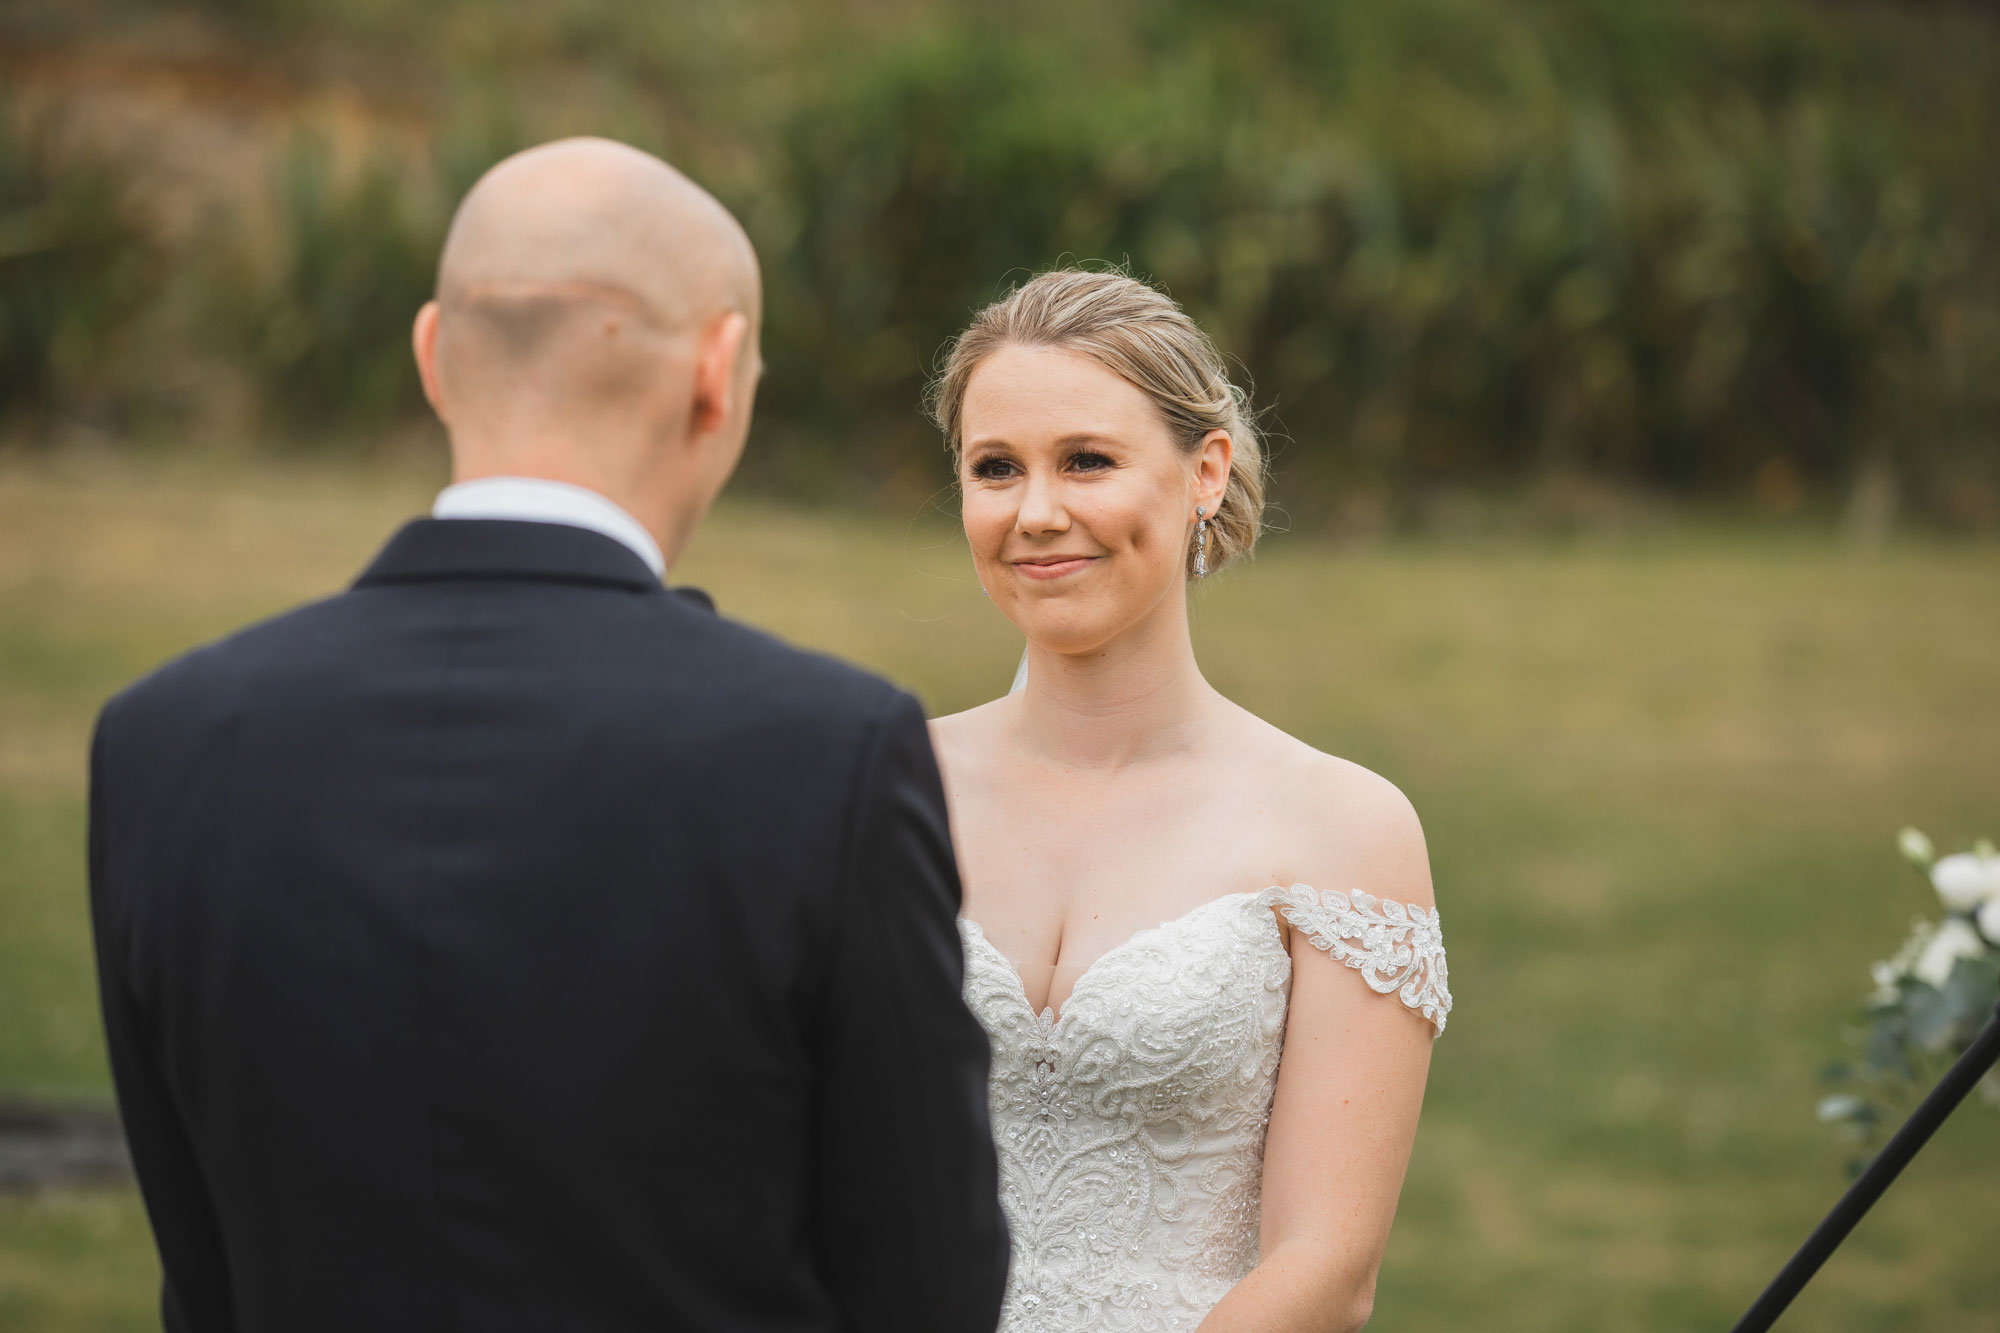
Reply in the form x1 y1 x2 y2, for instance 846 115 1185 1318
7 0 1998 527
0 114 154 434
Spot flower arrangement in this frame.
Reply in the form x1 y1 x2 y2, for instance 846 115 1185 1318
1819 830 2000 1158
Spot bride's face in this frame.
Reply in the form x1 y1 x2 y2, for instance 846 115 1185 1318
958 344 1219 656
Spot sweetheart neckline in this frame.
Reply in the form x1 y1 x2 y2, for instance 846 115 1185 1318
959 887 1289 1029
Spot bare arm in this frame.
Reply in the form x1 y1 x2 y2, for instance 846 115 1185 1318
1196 772 1441 1333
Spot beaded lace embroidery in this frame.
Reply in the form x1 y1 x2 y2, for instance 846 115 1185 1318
960 885 1449 1333
1264 884 1451 1036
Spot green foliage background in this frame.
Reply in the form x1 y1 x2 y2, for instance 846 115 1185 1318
0 116 153 431
6 0 1998 525
3 4 2000 1322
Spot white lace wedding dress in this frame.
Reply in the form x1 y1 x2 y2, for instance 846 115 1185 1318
959 884 1450 1332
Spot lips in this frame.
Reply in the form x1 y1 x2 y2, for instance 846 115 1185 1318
1013 556 1100 581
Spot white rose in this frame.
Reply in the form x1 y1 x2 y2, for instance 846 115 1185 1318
1979 896 2000 948
1931 852 2000 912
1913 916 1987 989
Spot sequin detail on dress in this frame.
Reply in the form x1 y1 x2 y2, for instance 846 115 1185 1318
960 886 1449 1333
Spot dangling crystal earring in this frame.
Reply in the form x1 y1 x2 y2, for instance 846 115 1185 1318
1193 505 1211 579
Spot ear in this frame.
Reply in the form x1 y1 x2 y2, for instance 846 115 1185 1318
412 301 447 423
1193 429 1234 517
689 310 752 438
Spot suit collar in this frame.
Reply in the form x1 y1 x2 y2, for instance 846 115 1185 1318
355 519 715 611
431 477 665 578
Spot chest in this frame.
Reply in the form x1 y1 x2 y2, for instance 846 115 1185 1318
947 765 1300 994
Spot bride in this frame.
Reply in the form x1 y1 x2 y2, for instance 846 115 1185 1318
926 269 1451 1333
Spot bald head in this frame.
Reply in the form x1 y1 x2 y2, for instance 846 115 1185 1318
414 138 764 567
440 137 757 337
427 137 760 419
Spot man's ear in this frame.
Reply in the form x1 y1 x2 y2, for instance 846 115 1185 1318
412 301 448 423
689 311 751 438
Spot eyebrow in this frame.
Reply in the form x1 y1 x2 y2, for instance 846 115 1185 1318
964 432 1123 453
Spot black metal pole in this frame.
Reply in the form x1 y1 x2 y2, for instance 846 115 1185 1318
1729 998 2000 1333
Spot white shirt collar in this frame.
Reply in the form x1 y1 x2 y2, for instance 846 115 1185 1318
432 477 665 580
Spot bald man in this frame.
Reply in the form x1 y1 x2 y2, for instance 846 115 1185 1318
89 139 1009 1333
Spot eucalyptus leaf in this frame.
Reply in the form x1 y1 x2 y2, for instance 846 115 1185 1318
1905 981 1959 1050
1931 955 2000 1049
1864 1017 1915 1080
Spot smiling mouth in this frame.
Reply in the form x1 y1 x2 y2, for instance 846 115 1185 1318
1013 556 1100 581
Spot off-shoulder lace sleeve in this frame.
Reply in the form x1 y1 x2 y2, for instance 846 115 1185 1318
1262 884 1452 1036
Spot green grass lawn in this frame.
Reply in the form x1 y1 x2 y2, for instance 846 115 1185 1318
3 451 1997 1330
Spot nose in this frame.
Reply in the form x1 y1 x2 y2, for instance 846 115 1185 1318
1016 463 1070 538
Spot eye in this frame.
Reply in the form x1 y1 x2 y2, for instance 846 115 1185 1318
968 456 1020 481
1067 451 1115 473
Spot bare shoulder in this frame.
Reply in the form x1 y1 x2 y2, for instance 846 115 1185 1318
1223 703 1435 910
927 694 1016 785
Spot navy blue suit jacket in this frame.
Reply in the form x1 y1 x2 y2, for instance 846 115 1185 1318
89 518 1008 1332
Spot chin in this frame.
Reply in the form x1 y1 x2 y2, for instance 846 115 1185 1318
1004 592 1130 658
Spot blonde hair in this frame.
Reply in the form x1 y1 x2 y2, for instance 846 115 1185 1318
927 268 1267 576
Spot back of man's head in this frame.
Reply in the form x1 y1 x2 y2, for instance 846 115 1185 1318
412 138 762 566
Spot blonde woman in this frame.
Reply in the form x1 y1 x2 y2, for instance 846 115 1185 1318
928 269 1450 1333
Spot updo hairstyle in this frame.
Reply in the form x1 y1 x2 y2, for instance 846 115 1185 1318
926 268 1267 577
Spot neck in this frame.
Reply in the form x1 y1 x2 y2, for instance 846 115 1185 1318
449 432 690 568
1014 592 1214 770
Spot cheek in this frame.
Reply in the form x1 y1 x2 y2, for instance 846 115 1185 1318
1063 483 1141 550
960 488 1012 558
1077 484 1179 567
